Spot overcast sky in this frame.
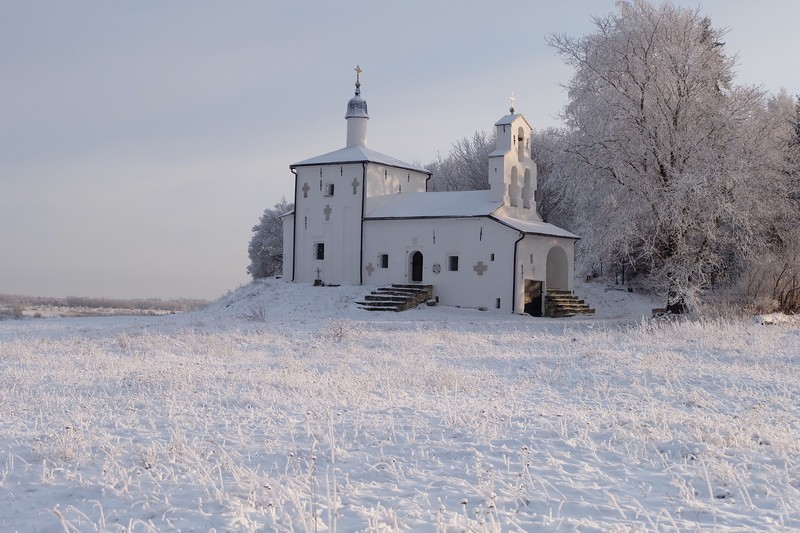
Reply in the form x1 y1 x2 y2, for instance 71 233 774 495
1 1 798 300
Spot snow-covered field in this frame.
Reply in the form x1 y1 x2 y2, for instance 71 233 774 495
0 279 798 532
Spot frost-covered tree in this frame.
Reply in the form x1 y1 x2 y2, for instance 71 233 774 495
427 131 494 191
548 0 795 311
792 95 800 204
247 197 293 279
531 127 575 227
736 90 800 314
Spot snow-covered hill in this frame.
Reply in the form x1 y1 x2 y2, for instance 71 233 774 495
0 279 797 531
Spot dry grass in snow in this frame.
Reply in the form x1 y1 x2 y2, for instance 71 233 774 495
0 280 798 531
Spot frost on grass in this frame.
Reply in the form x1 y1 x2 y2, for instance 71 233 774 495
0 308 798 531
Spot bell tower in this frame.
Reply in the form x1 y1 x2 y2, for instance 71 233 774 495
488 96 537 217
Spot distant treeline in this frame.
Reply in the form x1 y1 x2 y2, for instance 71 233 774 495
0 294 208 312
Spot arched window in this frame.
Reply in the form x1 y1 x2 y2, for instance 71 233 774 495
509 166 519 207
517 127 525 161
523 168 532 209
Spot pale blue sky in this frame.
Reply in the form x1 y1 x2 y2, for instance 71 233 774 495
1 1 797 299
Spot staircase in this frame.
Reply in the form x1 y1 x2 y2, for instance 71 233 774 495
357 284 434 312
545 290 595 318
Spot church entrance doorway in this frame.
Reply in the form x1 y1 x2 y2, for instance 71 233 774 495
523 279 542 316
410 251 423 283
546 246 569 291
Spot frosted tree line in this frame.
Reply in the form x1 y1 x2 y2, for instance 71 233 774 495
249 0 798 313
545 0 799 313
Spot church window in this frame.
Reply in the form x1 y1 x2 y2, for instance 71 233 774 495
314 242 325 260
510 167 519 207
530 254 534 263
523 169 532 209
379 254 389 268
517 127 525 161
304 216 307 229
324 183 335 197
490 253 495 262
496 298 501 309
448 255 459 272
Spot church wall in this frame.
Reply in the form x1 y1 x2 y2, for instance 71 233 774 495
292 163 364 284
362 218 519 311
514 234 575 313
365 164 428 197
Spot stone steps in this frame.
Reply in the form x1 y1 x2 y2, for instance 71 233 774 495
544 290 595 318
357 284 434 312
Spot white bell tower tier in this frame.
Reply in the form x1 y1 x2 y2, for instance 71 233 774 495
487 97 538 219
345 65 369 148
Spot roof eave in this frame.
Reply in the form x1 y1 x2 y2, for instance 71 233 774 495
487 214 580 240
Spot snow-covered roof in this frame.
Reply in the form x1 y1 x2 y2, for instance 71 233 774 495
364 190 579 239
365 191 502 218
494 113 532 129
292 146 429 174
491 214 579 239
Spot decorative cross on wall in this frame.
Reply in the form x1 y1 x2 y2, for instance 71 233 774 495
365 262 375 276
473 261 488 276
302 183 310 198
351 177 360 195
324 204 332 221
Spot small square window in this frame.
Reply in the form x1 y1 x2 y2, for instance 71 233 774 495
324 183 335 197
448 255 459 272
314 242 325 260
379 254 389 268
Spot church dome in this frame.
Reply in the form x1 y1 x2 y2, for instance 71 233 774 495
345 65 369 119
345 94 369 119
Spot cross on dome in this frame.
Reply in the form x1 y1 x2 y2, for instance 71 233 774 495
354 65 363 95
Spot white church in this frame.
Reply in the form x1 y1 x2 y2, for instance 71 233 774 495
282 69 585 316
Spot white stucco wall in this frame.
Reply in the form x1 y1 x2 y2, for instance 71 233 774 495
363 217 520 311
292 163 365 284
365 164 428 197
363 217 576 313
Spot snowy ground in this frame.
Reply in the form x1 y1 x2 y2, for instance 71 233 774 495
0 279 798 531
